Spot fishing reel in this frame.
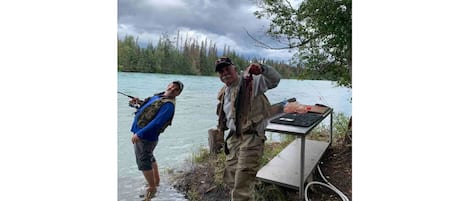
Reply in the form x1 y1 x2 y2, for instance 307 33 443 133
128 99 141 109
128 102 140 109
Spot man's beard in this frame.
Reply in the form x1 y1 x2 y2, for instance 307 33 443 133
221 75 233 83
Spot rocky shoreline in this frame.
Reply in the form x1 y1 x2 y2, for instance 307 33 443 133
169 143 351 201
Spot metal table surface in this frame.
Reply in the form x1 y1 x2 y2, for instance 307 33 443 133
257 107 333 201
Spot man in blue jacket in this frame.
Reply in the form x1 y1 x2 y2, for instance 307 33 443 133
129 80 184 200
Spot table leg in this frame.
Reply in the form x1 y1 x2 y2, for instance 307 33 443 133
330 110 333 144
299 136 305 200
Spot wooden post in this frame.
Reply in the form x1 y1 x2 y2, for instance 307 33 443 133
208 128 224 154
341 116 352 147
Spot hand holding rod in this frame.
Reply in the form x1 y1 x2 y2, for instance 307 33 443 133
118 91 142 109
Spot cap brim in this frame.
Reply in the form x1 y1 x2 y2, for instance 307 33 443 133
215 62 231 72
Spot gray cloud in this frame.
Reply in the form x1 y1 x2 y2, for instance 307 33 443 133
118 0 294 62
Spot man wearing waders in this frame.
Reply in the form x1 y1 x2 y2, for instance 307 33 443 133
215 57 281 201
129 81 184 201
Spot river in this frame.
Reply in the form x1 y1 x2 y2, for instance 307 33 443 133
117 72 352 200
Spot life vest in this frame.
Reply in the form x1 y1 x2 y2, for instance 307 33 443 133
137 96 176 134
216 79 271 134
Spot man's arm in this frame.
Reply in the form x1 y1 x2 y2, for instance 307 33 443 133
260 64 281 88
250 64 281 95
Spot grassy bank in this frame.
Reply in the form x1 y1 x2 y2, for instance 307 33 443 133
170 112 352 201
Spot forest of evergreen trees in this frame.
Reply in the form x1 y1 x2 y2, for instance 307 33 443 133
117 33 301 78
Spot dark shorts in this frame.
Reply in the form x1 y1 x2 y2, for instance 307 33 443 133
134 139 158 171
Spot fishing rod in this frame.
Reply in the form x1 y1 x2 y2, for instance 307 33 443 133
118 91 142 109
118 91 135 99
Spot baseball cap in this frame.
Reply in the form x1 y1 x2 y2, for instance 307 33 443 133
215 57 233 72
172 80 184 93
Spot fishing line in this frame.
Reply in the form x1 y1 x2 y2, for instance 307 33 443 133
308 82 330 106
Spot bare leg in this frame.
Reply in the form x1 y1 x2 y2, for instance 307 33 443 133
141 170 156 201
142 170 157 192
152 161 160 187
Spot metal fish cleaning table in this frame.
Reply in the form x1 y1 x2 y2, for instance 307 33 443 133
256 106 333 201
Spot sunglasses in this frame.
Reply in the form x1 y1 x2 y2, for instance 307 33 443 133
215 57 232 65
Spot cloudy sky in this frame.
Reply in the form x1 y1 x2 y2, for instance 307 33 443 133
118 0 297 62
3 1 469 200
